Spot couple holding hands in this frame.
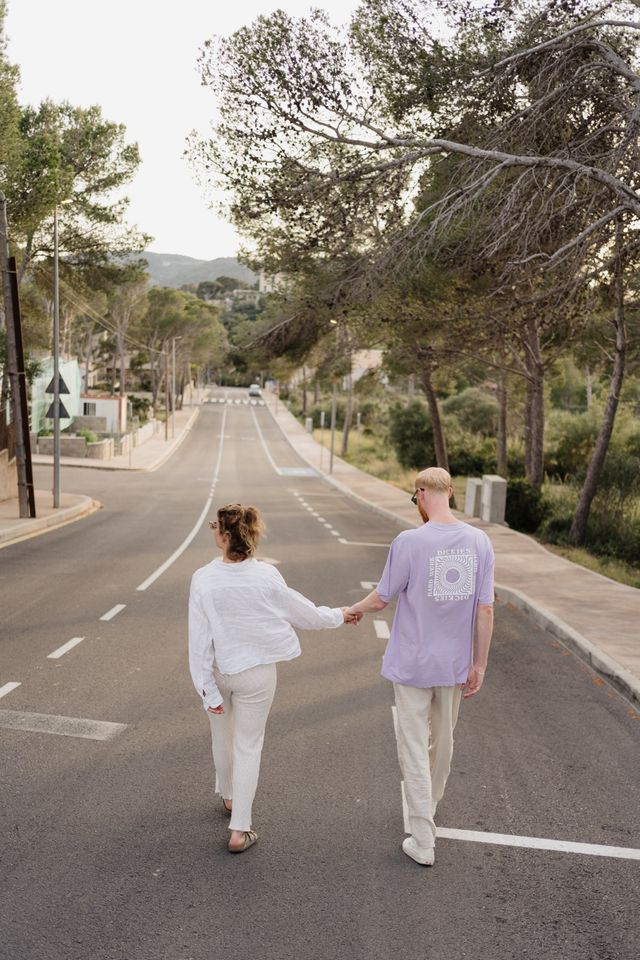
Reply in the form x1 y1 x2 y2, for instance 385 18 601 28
188 468 494 865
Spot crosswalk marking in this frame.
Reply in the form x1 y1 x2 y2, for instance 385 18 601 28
374 620 390 640
0 709 128 741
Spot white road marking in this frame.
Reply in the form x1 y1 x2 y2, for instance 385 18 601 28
47 637 84 659
330 530 341 536
250 406 280 474
338 538 389 547
374 620 390 640
100 604 126 622
435 827 640 861
137 405 228 591
361 581 378 590
394 713 636 862
0 682 21 700
311 511 319 517
323 522 333 528
317 517 326 522
0 709 127 742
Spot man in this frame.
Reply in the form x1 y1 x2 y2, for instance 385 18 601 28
346 467 494 867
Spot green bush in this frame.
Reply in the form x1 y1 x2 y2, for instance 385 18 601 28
79 429 99 443
545 410 600 479
388 401 434 469
538 484 577 543
441 387 498 436
585 491 640 563
597 450 640 498
446 428 497 475
505 478 548 533
307 401 347 430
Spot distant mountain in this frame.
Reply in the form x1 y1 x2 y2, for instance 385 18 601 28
141 252 257 288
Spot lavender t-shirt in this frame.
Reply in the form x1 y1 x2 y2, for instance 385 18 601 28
377 521 495 688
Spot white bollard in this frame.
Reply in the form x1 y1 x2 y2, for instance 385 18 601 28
481 474 507 524
464 478 482 517
305 416 313 434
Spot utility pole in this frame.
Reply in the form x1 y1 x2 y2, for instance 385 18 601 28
52 205 61 507
164 343 169 441
329 382 337 475
0 194 30 517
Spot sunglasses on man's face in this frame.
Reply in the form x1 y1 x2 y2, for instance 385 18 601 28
411 488 424 505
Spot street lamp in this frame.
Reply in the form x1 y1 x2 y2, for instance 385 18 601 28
171 336 182 439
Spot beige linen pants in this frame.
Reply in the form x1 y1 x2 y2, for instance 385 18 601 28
393 682 463 850
208 662 277 832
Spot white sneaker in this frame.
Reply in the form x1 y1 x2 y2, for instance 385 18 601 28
402 836 435 866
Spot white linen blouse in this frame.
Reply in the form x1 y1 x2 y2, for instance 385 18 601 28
189 557 343 710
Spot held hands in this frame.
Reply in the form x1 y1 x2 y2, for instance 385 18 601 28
461 665 485 699
342 606 363 625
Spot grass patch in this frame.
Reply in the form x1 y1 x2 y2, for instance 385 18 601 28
542 543 640 589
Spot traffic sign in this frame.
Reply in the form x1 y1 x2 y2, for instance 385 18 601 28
46 400 70 419
45 375 70 395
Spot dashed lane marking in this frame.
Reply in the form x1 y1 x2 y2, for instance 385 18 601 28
338 538 390 547
47 637 84 659
100 604 126 622
0 709 127 742
361 581 378 590
374 620 390 640
0 682 21 700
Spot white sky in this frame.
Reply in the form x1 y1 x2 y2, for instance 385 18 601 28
5 0 360 261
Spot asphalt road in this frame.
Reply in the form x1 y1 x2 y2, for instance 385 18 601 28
1 387 639 960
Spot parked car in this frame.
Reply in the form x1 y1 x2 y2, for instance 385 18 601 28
248 383 262 397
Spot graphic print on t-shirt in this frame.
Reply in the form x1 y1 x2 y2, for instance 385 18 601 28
428 548 477 602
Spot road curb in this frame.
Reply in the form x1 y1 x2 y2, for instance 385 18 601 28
0 495 102 549
495 585 640 709
263 396 640 710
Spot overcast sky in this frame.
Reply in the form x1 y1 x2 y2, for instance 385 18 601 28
5 0 360 261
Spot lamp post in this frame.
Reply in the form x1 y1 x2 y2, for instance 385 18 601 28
53 205 61 508
171 336 182 438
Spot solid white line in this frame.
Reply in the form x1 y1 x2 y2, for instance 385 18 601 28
48 637 84 659
0 682 21 700
0 708 127 742
435 827 640 861
250 406 280 474
137 406 227 591
374 620 390 640
100 604 126 622
361 581 378 590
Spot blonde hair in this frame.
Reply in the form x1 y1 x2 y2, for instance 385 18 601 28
217 504 265 560
414 467 452 493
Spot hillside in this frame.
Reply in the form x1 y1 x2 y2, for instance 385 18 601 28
141 252 257 288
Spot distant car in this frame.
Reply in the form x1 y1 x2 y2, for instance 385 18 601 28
248 383 262 397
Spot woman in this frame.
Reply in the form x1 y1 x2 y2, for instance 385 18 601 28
189 503 351 854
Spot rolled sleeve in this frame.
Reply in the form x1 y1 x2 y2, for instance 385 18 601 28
376 536 411 602
188 582 223 710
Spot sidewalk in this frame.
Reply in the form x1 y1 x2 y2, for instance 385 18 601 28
265 392 640 709
0 405 201 548
31 405 201 472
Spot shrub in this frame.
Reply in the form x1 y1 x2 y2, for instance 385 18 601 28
307 401 347 430
597 450 640 498
538 484 577 543
446 428 497 475
388 401 434 469
441 387 498 437
79 429 99 443
505 478 548 533
545 410 600 479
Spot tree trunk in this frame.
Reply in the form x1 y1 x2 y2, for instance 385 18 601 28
421 366 449 471
84 327 94 392
340 373 353 457
585 367 593 409
570 227 626 545
117 330 126 395
313 379 319 404
522 318 545 487
497 371 508 477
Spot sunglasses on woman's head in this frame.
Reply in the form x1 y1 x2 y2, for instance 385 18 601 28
208 520 218 529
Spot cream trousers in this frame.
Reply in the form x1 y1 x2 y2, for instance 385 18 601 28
208 662 277 832
393 682 462 850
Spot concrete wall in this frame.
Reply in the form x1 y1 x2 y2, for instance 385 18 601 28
38 436 88 457
0 449 17 502
87 438 113 460
72 415 108 433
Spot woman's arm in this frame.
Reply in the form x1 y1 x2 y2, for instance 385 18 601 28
188 584 224 710
277 583 345 630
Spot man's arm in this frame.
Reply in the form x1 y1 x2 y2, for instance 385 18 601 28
346 588 388 619
462 603 494 699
